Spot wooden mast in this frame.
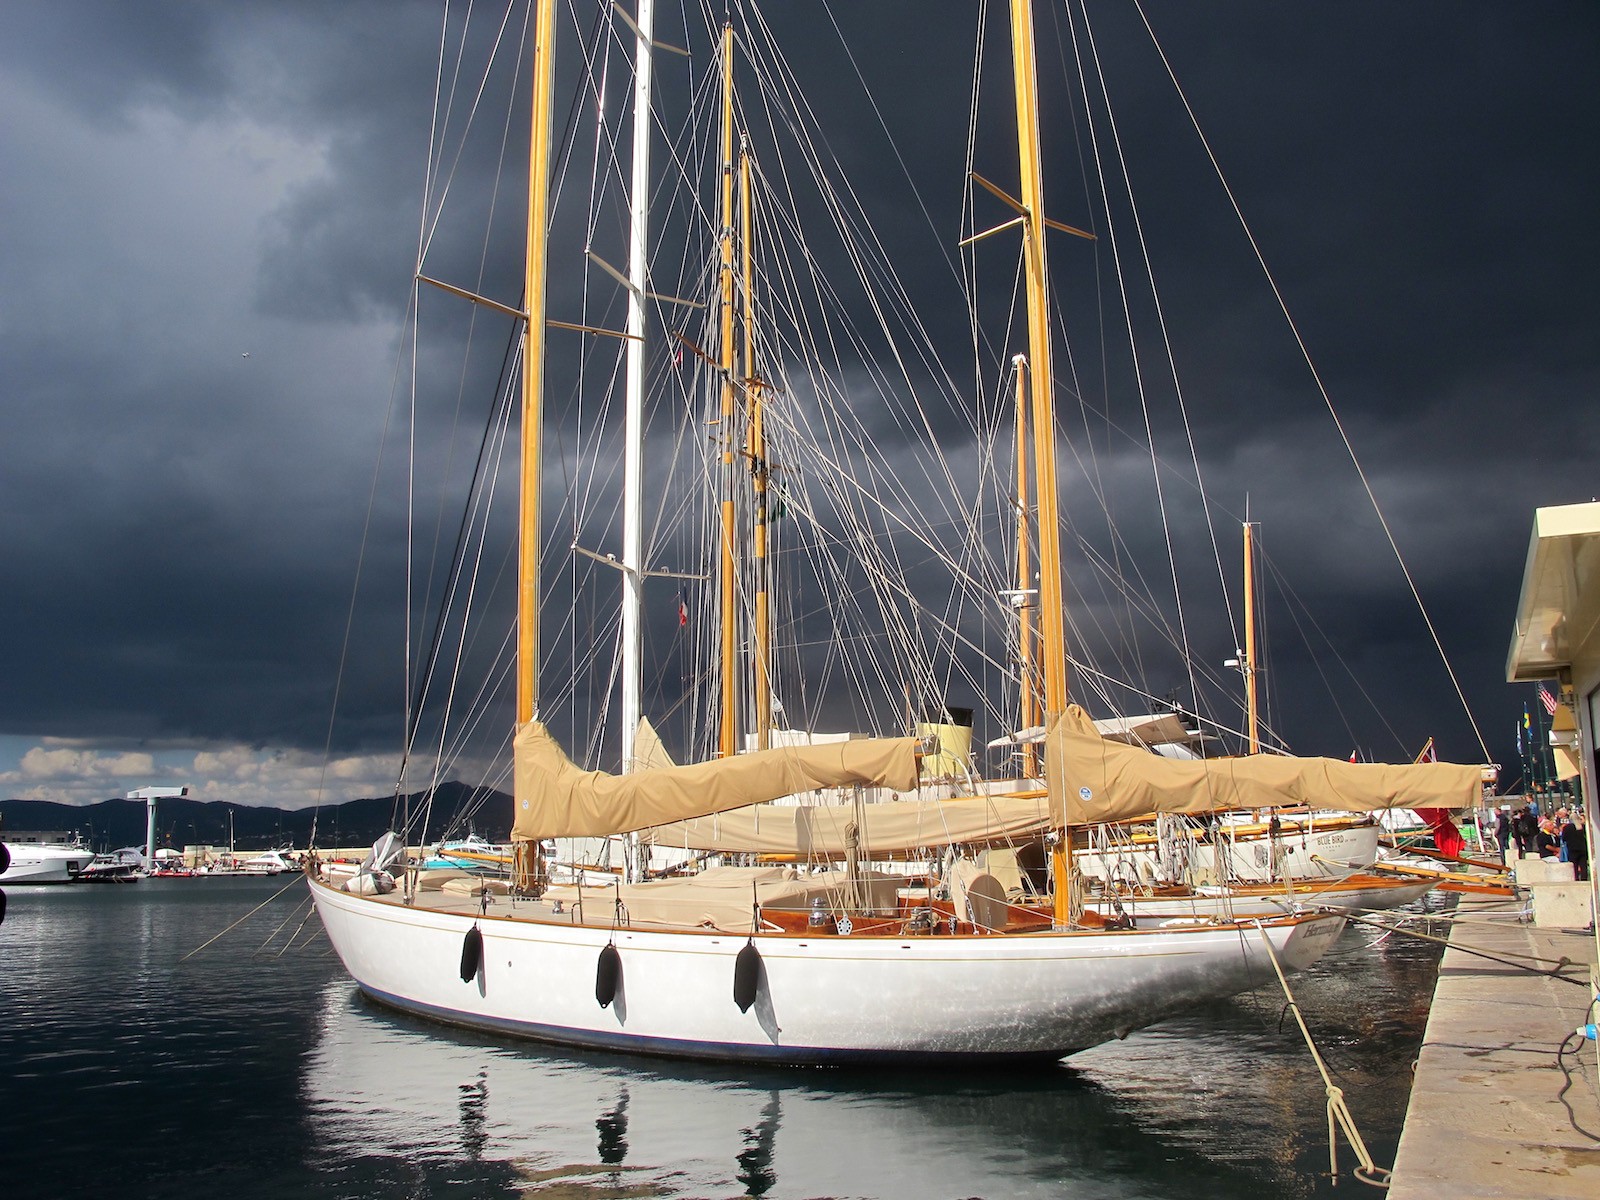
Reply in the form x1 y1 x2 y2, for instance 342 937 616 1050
716 22 739 759
513 0 559 890
1243 520 1260 754
1009 0 1074 926
1014 353 1039 780
518 0 558 726
743 142 773 751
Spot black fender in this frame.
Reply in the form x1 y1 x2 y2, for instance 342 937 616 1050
459 924 483 982
596 942 622 1008
733 940 762 1013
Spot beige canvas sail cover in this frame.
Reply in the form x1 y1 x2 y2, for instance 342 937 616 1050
1046 704 1483 826
643 793 1051 855
511 720 920 840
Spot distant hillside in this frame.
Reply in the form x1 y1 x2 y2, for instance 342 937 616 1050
0 781 511 852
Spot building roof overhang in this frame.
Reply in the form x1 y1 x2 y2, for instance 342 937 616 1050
1506 502 1600 682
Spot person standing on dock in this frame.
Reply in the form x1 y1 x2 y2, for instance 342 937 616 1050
1494 805 1512 865
1513 806 1537 857
1561 813 1588 881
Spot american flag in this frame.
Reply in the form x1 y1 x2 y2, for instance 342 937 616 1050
1539 685 1559 716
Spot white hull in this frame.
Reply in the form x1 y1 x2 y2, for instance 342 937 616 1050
1090 876 1438 929
2 841 95 884
310 876 1345 1065
1079 821 1381 886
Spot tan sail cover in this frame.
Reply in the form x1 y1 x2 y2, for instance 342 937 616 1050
643 793 1051 856
1046 705 1483 826
630 715 676 771
511 721 920 840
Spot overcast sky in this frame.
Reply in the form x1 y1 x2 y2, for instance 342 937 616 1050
2 2 1595 809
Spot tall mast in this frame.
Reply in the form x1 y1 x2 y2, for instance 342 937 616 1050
511 0 559 894
518 0 559 726
1242 520 1260 754
620 0 655 773
744 142 773 751
716 22 739 759
1014 354 1039 779
1009 0 1074 926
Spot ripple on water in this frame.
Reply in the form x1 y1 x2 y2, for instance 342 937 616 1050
1 880 1449 1200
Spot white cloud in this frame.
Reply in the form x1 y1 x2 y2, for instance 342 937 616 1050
19 746 157 780
0 737 398 809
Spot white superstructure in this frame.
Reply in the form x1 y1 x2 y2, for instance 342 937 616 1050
2 839 95 884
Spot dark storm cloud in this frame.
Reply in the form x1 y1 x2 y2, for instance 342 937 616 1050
2 1 1594 806
0 0 443 764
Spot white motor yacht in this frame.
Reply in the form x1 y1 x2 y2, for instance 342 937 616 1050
2 839 95 884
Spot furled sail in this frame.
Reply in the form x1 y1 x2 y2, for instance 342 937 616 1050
642 793 1051 856
511 721 920 840
1046 704 1483 827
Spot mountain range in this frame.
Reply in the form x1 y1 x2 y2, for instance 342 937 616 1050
0 782 510 852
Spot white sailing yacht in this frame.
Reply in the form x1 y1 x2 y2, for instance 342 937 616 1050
309 0 1475 1066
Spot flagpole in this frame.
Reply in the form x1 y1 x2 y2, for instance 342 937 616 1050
1516 709 1527 795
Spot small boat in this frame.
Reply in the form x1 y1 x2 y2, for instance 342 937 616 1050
77 853 144 883
1075 810 1383 886
240 850 296 876
420 835 512 875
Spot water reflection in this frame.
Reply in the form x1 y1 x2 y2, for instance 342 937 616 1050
0 879 1444 1200
736 1092 780 1196
596 1087 629 1164
300 955 1431 1200
460 1069 489 1159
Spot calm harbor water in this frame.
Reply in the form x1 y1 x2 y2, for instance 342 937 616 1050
0 876 1446 1199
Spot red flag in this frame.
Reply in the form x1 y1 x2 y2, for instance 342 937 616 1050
1348 750 1358 763
1539 685 1559 716
677 598 688 627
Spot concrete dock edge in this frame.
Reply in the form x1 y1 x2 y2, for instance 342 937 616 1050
1388 896 1600 1197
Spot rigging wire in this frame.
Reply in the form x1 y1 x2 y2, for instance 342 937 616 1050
1131 0 1491 760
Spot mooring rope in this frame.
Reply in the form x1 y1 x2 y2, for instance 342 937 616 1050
254 896 314 956
1256 922 1392 1188
1335 909 1589 984
179 876 305 961
275 905 325 958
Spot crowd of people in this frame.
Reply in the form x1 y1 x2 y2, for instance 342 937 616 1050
1491 800 1589 881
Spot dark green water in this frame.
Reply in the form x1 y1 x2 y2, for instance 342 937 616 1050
0 877 1445 1198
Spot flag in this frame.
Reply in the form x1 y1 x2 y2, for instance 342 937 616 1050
1414 737 1437 764
677 597 688 627
1539 685 1558 716
1348 750 1358 764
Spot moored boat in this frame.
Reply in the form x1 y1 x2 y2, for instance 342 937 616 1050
307 0 1483 1068
313 866 1344 1063
78 853 144 883
1 838 94 885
